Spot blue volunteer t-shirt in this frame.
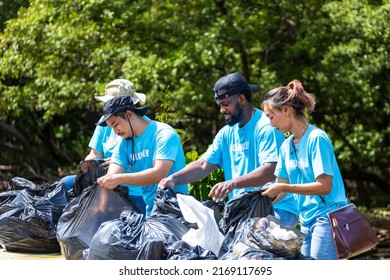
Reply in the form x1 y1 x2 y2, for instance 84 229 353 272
275 124 348 226
110 120 189 215
201 108 298 216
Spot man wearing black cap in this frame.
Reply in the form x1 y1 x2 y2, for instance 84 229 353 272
96 95 189 216
60 79 147 213
159 72 299 227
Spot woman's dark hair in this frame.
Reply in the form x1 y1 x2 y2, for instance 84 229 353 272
262 80 315 116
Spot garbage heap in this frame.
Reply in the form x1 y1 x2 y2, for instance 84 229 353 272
0 160 307 260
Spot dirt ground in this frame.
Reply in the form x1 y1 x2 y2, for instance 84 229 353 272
0 249 64 260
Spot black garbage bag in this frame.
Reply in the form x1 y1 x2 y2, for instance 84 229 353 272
241 215 306 260
0 190 19 206
218 188 274 258
150 188 183 217
151 188 202 230
0 179 70 253
86 210 189 260
0 193 12 206
135 239 168 260
219 188 275 235
7 176 41 191
201 200 225 225
85 211 145 260
151 188 223 230
56 183 140 260
167 240 218 260
0 177 42 205
72 159 106 197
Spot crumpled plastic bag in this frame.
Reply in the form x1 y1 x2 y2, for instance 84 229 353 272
151 188 222 230
86 210 189 260
86 189 223 260
150 188 197 229
219 188 274 235
218 188 274 258
150 188 182 217
72 159 106 197
130 239 219 260
0 178 70 253
167 240 218 260
177 193 225 257
242 215 306 259
0 177 41 205
56 183 140 260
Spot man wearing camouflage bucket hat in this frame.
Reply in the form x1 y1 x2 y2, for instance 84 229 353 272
60 79 147 213
95 79 146 105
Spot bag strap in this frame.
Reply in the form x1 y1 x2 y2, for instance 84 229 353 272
319 184 350 206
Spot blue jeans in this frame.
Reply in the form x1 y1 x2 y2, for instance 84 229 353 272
274 208 299 228
300 216 337 260
60 175 77 190
130 195 146 215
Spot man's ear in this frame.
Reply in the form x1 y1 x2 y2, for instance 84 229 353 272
238 94 246 106
125 110 133 119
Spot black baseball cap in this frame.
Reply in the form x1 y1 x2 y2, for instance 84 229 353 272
97 96 148 127
213 72 260 100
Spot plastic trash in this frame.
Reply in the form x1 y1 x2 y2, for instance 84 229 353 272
0 179 70 253
56 183 140 260
242 215 306 259
86 210 189 260
72 159 106 197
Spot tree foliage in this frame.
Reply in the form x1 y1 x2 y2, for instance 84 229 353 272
0 0 389 206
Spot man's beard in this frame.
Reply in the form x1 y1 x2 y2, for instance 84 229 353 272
226 103 244 126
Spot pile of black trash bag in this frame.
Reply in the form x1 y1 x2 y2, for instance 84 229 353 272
79 187 308 260
56 182 142 260
0 159 104 254
84 188 220 260
0 177 70 253
0 160 310 260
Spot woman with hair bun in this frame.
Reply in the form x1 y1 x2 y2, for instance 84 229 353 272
261 80 348 260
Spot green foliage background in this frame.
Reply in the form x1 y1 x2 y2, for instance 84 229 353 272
0 0 389 205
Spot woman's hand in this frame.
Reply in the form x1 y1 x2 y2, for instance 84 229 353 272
261 182 287 198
